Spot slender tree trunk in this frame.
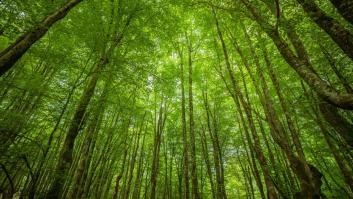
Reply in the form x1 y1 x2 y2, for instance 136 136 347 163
186 38 200 199
255 30 306 162
179 48 190 199
214 12 277 199
0 0 83 75
302 83 353 195
113 143 129 199
319 123 353 193
132 131 147 199
200 126 216 199
124 118 144 199
211 108 228 199
27 72 81 199
150 102 167 199
45 10 131 196
202 91 228 199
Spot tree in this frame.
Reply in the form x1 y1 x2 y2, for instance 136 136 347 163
0 0 83 76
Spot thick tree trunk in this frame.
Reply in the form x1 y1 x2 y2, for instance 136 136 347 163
0 0 83 76
296 0 353 61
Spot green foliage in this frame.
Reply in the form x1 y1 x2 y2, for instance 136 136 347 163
0 0 353 198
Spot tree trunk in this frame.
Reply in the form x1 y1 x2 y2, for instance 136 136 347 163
200 126 216 199
46 56 107 198
124 117 144 199
214 12 276 199
27 69 82 199
186 37 200 199
150 101 167 199
202 91 228 199
317 118 353 193
179 48 190 199
0 0 83 76
70 75 110 199
113 143 129 199
132 131 147 199
320 44 353 93
240 0 353 110
296 0 353 61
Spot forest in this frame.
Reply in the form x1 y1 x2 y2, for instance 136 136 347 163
0 0 353 198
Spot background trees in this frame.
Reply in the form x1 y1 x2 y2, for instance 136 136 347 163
0 0 352 198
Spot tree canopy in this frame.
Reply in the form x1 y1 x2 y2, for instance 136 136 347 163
0 0 353 198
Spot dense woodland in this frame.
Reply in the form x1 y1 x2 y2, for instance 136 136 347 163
0 0 353 198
